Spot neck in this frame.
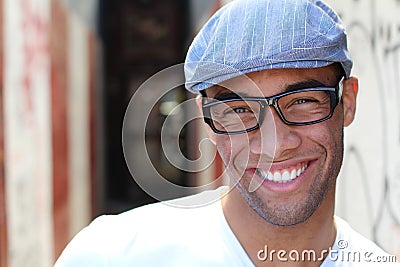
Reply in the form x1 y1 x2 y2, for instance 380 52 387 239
221 187 337 267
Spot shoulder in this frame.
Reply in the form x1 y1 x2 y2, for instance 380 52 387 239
54 187 229 267
330 216 399 266
335 216 385 253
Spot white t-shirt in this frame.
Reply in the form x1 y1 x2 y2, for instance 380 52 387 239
55 187 399 267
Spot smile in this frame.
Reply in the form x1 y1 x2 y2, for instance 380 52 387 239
256 162 308 183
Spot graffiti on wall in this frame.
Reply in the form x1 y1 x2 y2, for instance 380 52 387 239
327 0 400 255
21 0 48 116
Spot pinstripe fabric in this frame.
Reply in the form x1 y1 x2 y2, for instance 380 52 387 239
184 0 352 93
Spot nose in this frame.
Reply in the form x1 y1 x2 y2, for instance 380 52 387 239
249 106 301 158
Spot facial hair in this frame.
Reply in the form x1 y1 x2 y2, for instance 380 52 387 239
230 131 344 226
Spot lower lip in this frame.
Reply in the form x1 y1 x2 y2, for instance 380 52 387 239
247 161 315 193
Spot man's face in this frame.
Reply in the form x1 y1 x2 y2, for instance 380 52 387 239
204 65 357 226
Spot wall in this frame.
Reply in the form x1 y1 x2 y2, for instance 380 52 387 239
1 0 98 266
0 0 6 265
1 0 399 266
326 0 400 257
3 1 53 266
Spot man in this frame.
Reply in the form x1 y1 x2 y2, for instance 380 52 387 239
55 0 399 266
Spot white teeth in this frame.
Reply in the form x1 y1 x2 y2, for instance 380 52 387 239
274 172 282 182
282 171 290 182
257 163 308 183
290 170 297 179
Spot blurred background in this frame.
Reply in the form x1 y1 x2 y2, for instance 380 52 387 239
0 0 399 266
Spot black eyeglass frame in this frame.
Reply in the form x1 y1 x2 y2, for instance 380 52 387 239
201 78 344 135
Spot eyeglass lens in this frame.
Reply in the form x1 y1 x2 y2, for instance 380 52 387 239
207 89 333 133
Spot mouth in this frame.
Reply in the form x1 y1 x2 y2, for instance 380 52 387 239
255 162 309 183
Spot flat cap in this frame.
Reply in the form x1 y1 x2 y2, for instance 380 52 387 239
184 0 352 93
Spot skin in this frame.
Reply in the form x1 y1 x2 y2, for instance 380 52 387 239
201 65 358 266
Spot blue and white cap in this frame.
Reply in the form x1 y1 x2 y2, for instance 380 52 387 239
184 0 352 93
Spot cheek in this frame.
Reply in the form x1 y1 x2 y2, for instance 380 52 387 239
326 113 345 150
322 126 344 187
316 126 342 151
313 120 344 168
215 136 232 165
315 107 344 149
215 135 248 166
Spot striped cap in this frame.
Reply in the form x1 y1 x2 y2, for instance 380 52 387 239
184 0 352 93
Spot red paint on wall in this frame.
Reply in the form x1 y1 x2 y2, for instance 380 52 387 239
50 0 69 260
21 0 49 116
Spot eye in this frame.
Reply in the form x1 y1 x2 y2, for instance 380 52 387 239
293 98 318 105
213 100 260 118
221 102 253 115
232 107 250 113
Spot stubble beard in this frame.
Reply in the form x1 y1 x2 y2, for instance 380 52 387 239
232 142 344 227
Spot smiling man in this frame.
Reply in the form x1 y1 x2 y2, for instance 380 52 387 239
55 0 399 266
184 0 396 265
196 64 357 266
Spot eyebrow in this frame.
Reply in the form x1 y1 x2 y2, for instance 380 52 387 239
285 80 328 92
210 79 329 101
212 92 245 101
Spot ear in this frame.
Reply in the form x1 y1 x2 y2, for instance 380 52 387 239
196 95 217 144
341 77 359 127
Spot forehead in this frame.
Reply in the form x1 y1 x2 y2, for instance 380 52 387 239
204 65 339 98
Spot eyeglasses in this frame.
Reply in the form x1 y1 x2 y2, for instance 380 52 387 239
202 78 343 135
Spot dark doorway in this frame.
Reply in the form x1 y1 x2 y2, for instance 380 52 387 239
99 0 190 214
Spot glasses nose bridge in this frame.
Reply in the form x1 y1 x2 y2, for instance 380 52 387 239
258 97 282 126
260 97 277 108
